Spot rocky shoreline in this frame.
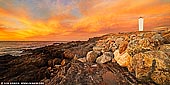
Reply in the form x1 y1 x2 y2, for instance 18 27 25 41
0 31 170 84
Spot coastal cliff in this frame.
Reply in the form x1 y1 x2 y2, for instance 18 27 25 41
0 31 170 84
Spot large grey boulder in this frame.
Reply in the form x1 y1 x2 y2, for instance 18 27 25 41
96 52 113 64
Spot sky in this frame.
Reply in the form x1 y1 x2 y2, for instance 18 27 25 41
0 0 170 41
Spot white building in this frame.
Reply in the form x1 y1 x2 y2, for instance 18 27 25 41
138 17 144 31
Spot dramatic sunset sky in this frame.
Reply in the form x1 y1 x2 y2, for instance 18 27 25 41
0 0 170 41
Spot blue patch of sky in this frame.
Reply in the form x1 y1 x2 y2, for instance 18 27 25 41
70 8 82 18
12 0 51 20
0 1 8 9
0 0 82 20
0 0 15 10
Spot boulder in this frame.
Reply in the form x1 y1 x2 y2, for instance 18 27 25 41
86 51 99 62
101 44 111 52
63 49 75 59
103 52 113 57
96 52 113 63
159 44 170 50
162 31 170 44
127 38 156 56
138 38 151 48
119 41 128 54
64 49 75 59
158 44 170 56
115 37 124 46
131 51 170 84
93 46 104 51
77 57 87 63
112 58 116 63
151 34 164 44
114 50 132 67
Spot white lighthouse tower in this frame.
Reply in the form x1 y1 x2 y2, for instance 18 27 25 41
138 17 144 31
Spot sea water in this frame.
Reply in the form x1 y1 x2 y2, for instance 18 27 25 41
0 41 58 56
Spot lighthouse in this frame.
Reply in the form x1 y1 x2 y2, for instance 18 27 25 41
138 17 144 31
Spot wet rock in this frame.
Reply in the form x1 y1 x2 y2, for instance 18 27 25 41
86 51 99 62
131 51 170 84
96 52 113 63
114 50 132 67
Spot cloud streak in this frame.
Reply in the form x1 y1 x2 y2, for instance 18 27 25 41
0 0 170 41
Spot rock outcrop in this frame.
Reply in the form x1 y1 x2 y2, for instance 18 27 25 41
84 31 170 84
131 51 170 84
1 30 170 85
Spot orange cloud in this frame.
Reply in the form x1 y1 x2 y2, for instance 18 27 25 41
72 0 170 34
0 0 170 41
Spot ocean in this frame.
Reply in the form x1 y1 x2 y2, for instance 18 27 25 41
0 41 61 56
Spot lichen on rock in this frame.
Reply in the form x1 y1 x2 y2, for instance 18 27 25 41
130 51 170 84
